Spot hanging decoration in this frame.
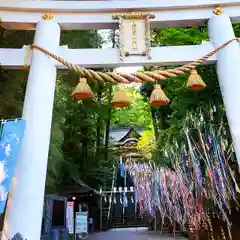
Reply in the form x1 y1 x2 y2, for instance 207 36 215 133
119 157 125 177
102 186 135 207
111 86 132 108
122 191 128 208
30 37 240 107
150 84 169 106
71 78 93 100
124 109 238 239
187 70 206 90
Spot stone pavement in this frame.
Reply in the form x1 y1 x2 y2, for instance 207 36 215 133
87 229 187 240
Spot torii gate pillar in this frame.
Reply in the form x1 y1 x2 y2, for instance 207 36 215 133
2 19 60 240
208 14 240 170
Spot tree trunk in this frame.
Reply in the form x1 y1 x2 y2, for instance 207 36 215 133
96 85 103 159
82 106 88 182
157 109 165 130
151 107 159 140
104 86 112 163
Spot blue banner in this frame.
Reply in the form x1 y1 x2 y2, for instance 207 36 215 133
120 163 125 177
0 120 26 214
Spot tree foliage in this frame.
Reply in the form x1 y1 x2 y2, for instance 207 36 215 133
49 30 118 192
141 27 229 165
152 27 209 46
136 127 155 160
0 28 117 193
111 87 152 129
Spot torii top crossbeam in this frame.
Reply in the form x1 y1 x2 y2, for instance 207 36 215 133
0 0 240 69
1 0 240 30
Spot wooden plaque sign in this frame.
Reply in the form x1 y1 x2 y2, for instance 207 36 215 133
112 12 155 60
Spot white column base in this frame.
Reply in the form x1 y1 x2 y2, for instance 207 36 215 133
2 19 60 240
208 14 240 169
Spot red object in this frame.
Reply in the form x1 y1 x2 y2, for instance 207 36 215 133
72 92 93 100
190 85 205 91
111 102 130 108
150 100 169 106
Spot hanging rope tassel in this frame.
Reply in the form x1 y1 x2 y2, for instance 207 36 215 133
150 84 169 106
187 70 206 91
72 77 93 100
111 86 132 108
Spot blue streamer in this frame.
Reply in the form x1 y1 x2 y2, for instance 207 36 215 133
120 163 125 177
122 191 128 208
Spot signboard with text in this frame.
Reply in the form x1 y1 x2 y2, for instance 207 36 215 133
112 12 155 60
75 212 88 233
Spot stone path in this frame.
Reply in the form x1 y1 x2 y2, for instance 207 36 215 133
87 229 187 240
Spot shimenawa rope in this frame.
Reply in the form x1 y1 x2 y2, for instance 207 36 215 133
30 37 240 84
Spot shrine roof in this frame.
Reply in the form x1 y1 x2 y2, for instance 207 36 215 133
109 126 142 143
60 179 103 196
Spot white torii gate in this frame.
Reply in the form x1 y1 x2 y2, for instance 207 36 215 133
0 1 240 239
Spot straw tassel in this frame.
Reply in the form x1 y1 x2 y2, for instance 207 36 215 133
187 70 206 91
71 77 93 100
150 84 169 106
111 86 132 108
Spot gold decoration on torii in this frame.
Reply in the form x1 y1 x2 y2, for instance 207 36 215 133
112 12 155 20
42 13 53 20
213 7 224 15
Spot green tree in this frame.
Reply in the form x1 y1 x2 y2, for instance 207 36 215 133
0 27 116 192
57 30 119 191
0 28 34 119
111 87 152 129
137 127 155 160
141 27 226 165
